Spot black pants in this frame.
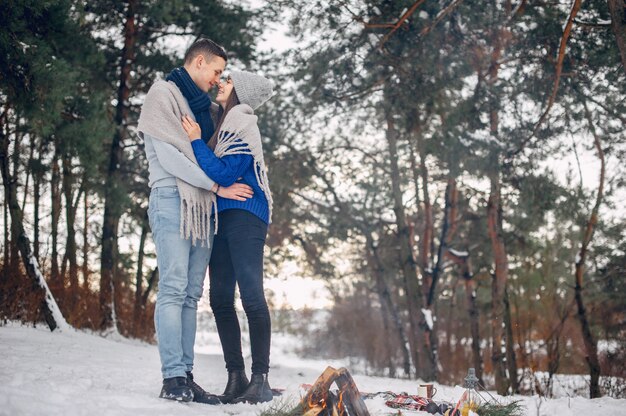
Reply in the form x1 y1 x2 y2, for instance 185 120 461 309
209 209 271 375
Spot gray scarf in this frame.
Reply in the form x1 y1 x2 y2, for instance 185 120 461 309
214 104 273 224
137 80 217 246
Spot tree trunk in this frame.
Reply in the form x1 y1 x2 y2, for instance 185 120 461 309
133 211 149 333
82 186 90 290
428 178 455 307
377 284 396 378
3 186 8 278
20 135 35 212
0 118 69 332
444 281 456 359
9 129 20 270
142 267 159 306
99 0 138 331
545 304 570 398
385 110 436 381
408 134 423 228
1 109 8 280
486 22 511 393
417 136 433 276
367 234 412 378
62 153 79 310
608 0 626 72
574 224 602 399
415 130 439 381
464 276 484 384
424 178 458 380
504 288 519 393
487 173 508 392
33 141 44 262
487 169 510 395
50 143 62 289
573 102 605 399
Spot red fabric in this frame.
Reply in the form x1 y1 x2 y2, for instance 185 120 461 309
384 394 429 411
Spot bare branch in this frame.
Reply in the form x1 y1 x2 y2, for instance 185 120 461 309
418 0 465 38
573 99 605 399
507 0 527 23
577 100 605 264
379 0 428 48
574 18 612 28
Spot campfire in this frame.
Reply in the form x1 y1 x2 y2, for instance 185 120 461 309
300 367 371 416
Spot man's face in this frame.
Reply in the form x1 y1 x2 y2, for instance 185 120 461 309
190 54 226 93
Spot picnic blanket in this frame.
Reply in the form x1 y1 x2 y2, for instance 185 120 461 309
383 393 429 411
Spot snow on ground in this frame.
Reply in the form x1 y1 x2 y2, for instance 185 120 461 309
1 323 625 416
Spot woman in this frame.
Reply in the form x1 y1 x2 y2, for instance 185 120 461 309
181 70 274 405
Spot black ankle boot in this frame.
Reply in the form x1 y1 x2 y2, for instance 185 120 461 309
159 376 193 402
219 370 249 404
232 373 273 404
186 372 221 405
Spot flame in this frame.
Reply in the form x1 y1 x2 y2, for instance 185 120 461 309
303 390 350 416
337 390 346 416
304 392 326 416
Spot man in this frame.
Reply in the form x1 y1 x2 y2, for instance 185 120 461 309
137 38 253 403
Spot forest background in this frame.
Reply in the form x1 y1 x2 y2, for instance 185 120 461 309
1 0 625 401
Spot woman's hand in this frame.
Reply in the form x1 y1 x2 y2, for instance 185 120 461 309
181 115 202 141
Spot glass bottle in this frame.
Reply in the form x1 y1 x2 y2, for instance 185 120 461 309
460 368 481 416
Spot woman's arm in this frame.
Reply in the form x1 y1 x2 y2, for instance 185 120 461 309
190 139 253 187
146 134 253 200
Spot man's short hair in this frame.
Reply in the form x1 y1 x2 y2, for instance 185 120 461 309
184 38 227 64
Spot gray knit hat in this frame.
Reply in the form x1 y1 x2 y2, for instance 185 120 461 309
230 70 274 110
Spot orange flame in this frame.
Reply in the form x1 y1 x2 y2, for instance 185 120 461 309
304 388 350 416
337 390 346 416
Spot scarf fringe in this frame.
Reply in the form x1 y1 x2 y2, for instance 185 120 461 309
179 185 216 247
214 128 274 223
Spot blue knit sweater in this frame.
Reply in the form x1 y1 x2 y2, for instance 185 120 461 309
191 139 269 224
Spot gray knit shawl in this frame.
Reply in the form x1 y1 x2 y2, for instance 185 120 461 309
137 80 217 246
215 104 273 223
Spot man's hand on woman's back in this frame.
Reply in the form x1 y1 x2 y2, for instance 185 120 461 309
218 183 254 201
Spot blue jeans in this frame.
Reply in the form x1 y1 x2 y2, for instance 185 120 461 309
148 186 213 379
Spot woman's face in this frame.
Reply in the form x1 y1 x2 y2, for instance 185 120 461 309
216 77 234 106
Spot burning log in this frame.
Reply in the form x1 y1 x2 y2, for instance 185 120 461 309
300 367 371 416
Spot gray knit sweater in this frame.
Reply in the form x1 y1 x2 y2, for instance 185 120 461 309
137 80 217 246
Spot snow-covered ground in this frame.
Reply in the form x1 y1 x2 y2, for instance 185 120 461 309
1 323 624 416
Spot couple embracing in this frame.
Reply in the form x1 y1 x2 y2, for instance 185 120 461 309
137 38 274 405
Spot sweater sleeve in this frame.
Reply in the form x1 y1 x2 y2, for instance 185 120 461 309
149 136 216 191
190 139 253 187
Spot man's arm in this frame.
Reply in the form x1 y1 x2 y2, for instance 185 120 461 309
147 135 253 200
150 136 217 191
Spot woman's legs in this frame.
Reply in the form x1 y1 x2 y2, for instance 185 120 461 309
226 212 270 375
209 209 270 375
209 226 245 372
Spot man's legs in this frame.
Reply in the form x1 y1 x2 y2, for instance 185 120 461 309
150 187 193 379
182 228 212 372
